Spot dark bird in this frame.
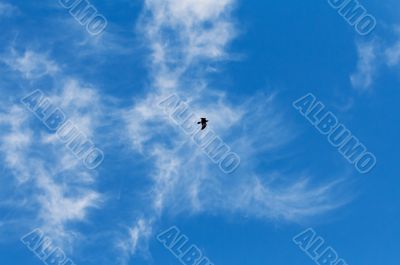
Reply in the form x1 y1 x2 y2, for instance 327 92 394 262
197 118 209 130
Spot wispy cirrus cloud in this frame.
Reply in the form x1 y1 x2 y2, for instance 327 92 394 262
1 49 59 80
385 27 400 67
137 0 237 91
0 2 350 262
0 51 103 247
116 217 153 264
350 26 400 91
119 0 348 260
385 43 400 66
350 41 378 91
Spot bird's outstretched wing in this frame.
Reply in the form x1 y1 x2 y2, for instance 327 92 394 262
201 123 207 130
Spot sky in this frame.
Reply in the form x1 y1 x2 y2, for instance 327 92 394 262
0 0 399 265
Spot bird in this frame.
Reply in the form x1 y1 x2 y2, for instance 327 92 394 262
197 118 209 130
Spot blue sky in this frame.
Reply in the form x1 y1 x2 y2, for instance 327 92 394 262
0 0 399 265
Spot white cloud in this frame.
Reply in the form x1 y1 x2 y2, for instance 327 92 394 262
0 106 33 183
1 49 59 80
385 42 400 66
350 26 400 91
122 86 347 262
0 78 103 246
120 0 347 259
139 0 236 93
350 41 378 91
384 27 400 66
117 218 153 264
159 0 233 22
125 92 345 218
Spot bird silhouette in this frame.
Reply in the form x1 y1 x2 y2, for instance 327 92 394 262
197 118 209 130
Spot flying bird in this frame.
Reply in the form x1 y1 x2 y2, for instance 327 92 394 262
197 118 209 130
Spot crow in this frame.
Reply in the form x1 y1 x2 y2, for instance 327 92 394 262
197 118 209 130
